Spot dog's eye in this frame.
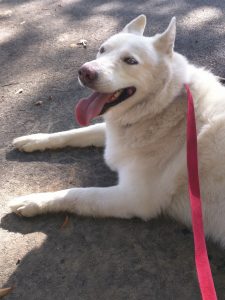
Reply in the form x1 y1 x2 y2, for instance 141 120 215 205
124 57 138 65
99 47 105 54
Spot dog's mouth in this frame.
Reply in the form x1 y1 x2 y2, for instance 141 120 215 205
75 86 136 126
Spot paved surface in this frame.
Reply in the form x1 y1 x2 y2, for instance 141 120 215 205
1 0 225 299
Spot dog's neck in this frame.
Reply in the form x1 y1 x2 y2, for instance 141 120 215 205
104 88 187 171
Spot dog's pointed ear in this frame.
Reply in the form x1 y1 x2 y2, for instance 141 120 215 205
154 17 176 55
122 15 146 35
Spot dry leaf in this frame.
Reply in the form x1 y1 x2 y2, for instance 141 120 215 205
60 215 69 229
34 100 43 106
0 287 13 298
77 39 87 48
15 88 23 94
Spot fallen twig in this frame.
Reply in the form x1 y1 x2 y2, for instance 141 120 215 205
1 82 20 87
60 215 69 229
15 88 23 94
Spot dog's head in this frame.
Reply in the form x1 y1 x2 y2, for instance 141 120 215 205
76 15 177 126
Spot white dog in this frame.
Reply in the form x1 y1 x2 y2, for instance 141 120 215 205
10 15 225 247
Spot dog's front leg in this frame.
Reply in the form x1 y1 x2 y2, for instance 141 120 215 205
9 185 140 218
13 123 106 152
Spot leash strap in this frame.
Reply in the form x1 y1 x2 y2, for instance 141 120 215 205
185 84 217 300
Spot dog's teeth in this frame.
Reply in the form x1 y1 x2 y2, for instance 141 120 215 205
109 90 123 102
111 90 122 100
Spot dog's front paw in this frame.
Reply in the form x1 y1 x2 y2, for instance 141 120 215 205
13 134 50 152
9 194 44 217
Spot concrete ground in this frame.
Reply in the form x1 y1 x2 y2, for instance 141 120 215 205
0 0 225 299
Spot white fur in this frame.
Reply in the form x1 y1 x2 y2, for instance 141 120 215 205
10 15 225 247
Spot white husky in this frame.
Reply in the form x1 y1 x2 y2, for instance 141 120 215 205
10 15 225 246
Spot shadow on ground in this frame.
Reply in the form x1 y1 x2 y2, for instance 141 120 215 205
0 214 200 299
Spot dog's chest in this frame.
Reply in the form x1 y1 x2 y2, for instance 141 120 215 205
104 109 186 172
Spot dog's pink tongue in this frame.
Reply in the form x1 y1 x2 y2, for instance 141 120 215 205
75 92 113 126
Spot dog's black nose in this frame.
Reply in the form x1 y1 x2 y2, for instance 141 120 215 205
78 65 98 84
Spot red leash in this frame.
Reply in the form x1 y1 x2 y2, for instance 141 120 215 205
185 84 217 300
